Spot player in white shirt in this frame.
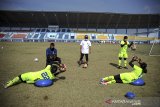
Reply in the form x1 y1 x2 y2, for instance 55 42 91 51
78 35 91 67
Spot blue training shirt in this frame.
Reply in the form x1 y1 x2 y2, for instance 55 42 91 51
46 48 57 57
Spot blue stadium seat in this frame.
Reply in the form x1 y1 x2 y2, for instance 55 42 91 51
33 34 39 38
51 30 55 32
39 33 46 39
46 29 50 32
67 29 71 32
64 34 69 39
70 36 75 39
58 33 64 39
62 29 66 32
36 29 41 32
41 29 46 32
3 32 13 39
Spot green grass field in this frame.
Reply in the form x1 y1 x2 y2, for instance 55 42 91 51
0 42 160 107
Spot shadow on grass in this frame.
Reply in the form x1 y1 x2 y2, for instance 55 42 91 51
54 76 66 82
109 63 118 69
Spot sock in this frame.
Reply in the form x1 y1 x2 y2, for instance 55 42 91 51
103 76 114 81
118 60 122 66
6 76 22 88
124 60 127 67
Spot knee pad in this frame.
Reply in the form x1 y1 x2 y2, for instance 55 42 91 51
124 58 127 60
119 57 122 60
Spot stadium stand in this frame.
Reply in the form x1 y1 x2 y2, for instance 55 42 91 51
27 33 34 39
39 33 46 39
76 33 91 40
0 33 5 38
58 33 64 39
11 33 27 39
0 11 159 43
33 33 40 39
64 34 69 39
114 35 125 40
97 35 108 40
3 32 13 39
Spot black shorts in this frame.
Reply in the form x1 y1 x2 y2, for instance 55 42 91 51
114 74 123 83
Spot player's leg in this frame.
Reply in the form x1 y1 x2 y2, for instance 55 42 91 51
118 52 123 69
85 54 89 64
4 75 23 88
78 53 84 65
100 75 115 85
118 57 123 69
101 74 123 85
123 53 128 69
21 72 39 84
56 57 62 64
46 56 51 66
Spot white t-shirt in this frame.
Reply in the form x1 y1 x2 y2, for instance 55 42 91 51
80 40 91 54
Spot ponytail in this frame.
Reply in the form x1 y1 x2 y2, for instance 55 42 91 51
143 68 147 73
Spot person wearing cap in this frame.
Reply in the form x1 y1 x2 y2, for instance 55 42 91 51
118 36 133 69
78 35 91 67
46 43 58 66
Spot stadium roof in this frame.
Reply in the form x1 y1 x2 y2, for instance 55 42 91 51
0 0 160 14
0 10 159 29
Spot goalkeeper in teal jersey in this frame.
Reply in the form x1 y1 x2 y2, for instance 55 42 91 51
118 36 133 69
4 55 66 88
100 56 147 85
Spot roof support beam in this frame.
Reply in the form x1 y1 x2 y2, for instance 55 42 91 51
106 14 113 29
126 15 132 29
54 13 59 27
147 15 151 37
66 13 69 28
137 15 141 29
87 14 90 30
96 14 102 30
76 13 79 30
115 15 122 28
42 13 49 27
31 13 40 28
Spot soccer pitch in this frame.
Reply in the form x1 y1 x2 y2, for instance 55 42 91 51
0 42 160 107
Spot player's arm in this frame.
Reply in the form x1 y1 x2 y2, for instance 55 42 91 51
80 41 83 53
89 41 91 54
129 56 137 67
80 45 82 53
128 42 133 48
26 81 35 84
46 48 50 57
55 48 57 54
129 56 140 68
120 41 125 47
129 60 134 68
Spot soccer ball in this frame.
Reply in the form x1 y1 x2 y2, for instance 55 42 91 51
83 63 88 68
131 44 136 51
60 64 67 72
34 58 39 62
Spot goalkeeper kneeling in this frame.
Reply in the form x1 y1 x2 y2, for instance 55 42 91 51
100 56 147 85
4 61 66 88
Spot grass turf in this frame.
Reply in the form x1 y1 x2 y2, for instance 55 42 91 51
0 42 160 107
